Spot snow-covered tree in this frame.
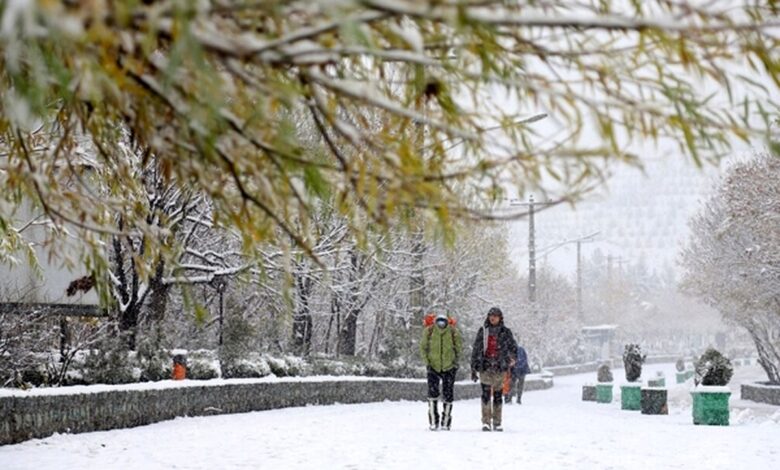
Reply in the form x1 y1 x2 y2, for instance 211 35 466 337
3 0 780 277
681 152 780 384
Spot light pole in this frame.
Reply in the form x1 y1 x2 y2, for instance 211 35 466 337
536 231 599 322
509 196 555 303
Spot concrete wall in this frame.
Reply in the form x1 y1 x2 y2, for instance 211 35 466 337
1 375 552 445
0 202 97 305
741 383 780 406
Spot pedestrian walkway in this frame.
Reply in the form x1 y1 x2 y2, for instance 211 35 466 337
1 363 778 469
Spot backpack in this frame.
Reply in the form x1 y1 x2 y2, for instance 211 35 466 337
423 313 457 345
423 313 457 328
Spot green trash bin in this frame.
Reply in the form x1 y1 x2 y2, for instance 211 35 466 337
621 384 641 410
692 387 731 426
596 383 613 403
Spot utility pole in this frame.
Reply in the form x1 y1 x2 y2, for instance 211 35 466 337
606 254 626 284
410 62 427 330
575 232 599 322
510 196 555 304
529 195 536 302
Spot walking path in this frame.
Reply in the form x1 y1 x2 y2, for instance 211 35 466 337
2 363 778 469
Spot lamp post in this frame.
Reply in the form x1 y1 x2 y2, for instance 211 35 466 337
509 196 555 303
536 231 599 321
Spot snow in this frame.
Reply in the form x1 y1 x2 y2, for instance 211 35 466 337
0 375 429 398
691 385 732 394
2 363 778 469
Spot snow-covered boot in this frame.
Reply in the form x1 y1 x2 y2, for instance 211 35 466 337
441 402 453 430
428 398 440 430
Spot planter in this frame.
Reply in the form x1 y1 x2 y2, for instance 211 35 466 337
620 383 641 410
640 387 668 415
676 372 688 384
691 386 730 426
582 384 597 402
595 383 613 403
741 382 780 406
647 378 665 387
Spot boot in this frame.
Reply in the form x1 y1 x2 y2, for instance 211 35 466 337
441 402 453 430
481 401 491 429
492 395 503 431
428 398 440 431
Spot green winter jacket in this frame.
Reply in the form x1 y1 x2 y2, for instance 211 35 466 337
420 324 462 373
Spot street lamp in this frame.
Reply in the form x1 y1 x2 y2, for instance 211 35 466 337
536 231 599 321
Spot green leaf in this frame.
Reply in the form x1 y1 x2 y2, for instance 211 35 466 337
303 165 330 199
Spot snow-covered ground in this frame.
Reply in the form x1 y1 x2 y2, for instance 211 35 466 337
2 363 778 469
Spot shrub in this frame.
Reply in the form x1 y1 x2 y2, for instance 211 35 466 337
622 344 646 382
694 348 734 386
597 363 613 383
675 358 686 372
136 342 171 382
187 349 220 380
81 346 135 385
221 354 271 378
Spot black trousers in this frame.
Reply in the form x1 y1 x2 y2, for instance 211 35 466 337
506 374 527 400
427 368 456 402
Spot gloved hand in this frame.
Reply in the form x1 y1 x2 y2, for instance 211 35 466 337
471 370 478 383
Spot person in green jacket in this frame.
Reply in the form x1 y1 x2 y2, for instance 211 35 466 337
420 313 462 431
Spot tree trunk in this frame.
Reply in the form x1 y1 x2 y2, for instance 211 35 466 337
337 249 362 356
339 309 358 356
145 260 170 349
747 315 780 384
292 273 313 355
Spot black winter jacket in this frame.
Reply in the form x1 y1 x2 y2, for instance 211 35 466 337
470 318 517 373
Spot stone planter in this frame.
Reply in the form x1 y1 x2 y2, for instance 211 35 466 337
640 387 668 415
582 384 597 402
620 383 641 410
691 386 730 426
741 382 780 406
596 383 613 403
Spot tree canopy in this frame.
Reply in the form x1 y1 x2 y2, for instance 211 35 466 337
2 0 780 266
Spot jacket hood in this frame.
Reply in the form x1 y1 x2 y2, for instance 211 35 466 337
483 307 504 327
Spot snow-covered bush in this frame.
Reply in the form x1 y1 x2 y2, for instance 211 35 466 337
265 355 311 377
597 363 613 383
187 350 221 380
221 353 272 378
622 344 645 382
694 348 733 386
136 341 172 382
675 358 685 372
81 340 136 385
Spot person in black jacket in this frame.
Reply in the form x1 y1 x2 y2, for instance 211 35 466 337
470 306 517 431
